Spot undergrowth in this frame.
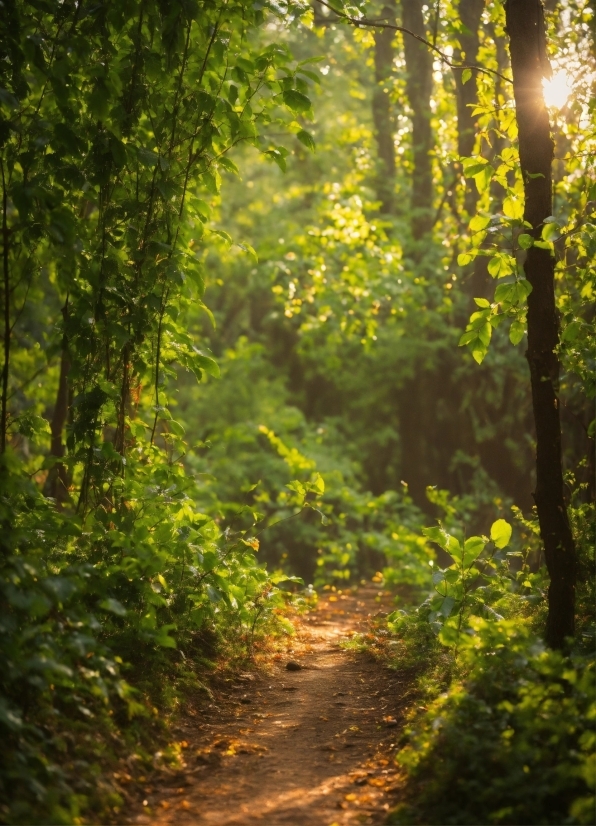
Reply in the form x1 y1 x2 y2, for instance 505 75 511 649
379 493 596 826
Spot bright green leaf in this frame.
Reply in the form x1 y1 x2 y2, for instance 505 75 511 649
490 519 512 549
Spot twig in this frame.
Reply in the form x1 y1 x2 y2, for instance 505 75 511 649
314 0 512 84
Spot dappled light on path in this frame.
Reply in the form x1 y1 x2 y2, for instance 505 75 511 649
129 589 412 826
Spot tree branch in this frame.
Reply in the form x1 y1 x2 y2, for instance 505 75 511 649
314 0 512 84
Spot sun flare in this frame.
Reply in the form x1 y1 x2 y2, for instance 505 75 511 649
542 70 573 109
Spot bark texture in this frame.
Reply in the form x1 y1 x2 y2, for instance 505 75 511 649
372 2 398 213
395 0 435 507
453 0 485 215
366 0 532 513
505 0 576 647
401 0 434 240
44 303 72 503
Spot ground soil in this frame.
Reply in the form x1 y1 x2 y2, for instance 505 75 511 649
127 587 414 826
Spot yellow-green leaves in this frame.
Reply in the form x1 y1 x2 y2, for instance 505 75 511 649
509 320 525 345
423 525 456 553
502 195 524 220
459 307 492 364
490 519 512 549
462 536 487 565
462 156 493 194
487 252 515 278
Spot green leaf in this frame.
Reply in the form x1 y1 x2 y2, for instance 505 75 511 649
296 129 315 151
286 480 306 496
469 214 490 232
423 526 449 551
562 320 582 342
100 598 127 617
518 233 533 249
309 472 325 494
459 329 477 346
193 199 211 221
296 68 321 84
206 585 223 603
235 242 258 262
138 147 159 167
474 297 490 308
542 221 560 241
264 148 288 172
494 283 514 304
438 618 461 646
439 596 456 617
472 341 489 364
130 421 147 439
282 89 311 114
270 573 304 585
227 83 239 105
168 419 185 437
204 169 221 194
516 279 533 298
487 254 514 278
16 413 50 440
210 228 233 246
297 56 326 66
197 300 216 328
423 527 462 560
509 320 525 345
193 350 220 378
490 519 512 549
503 195 523 220
154 624 177 648
219 156 240 175
462 536 486 566
474 166 493 194
462 157 489 176
462 68 472 85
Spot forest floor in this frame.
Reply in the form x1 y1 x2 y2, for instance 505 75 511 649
125 587 415 826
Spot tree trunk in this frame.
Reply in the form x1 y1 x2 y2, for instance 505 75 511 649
372 1 398 214
396 0 436 508
401 0 434 240
44 300 72 503
505 0 576 648
44 347 71 502
453 0 485 215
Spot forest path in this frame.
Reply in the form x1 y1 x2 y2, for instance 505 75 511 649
129 588 412 826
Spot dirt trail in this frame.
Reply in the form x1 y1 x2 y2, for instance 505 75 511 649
129 588 412 826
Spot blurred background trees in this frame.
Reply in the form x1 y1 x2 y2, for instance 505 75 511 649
177 0 594 583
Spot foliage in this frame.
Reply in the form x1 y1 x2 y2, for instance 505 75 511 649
391 619 595 825
385 494 595 826
180 352 434 587
0 0 594 821
0 0 319 821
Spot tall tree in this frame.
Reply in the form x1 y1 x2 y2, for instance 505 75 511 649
401 0 435 241
372 2 398 213
505 0 576 647
453 0 485 215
